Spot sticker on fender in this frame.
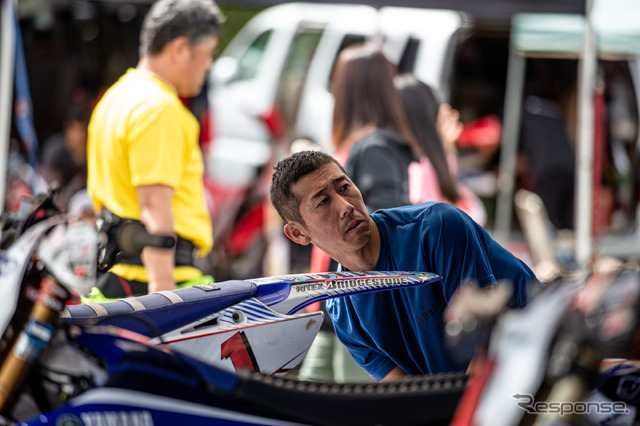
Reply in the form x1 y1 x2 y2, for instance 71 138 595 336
76 411 154 426
323 276 407 290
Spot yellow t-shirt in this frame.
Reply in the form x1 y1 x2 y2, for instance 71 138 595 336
87 69 213 282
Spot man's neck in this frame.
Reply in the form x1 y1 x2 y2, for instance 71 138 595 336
339 217 381 272
137 57 177 93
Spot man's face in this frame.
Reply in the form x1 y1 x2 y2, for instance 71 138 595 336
177 35 218 97
284 162 372 259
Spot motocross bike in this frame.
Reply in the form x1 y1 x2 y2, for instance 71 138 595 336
53 191 444 377
0 192 467 425
446 264 640 426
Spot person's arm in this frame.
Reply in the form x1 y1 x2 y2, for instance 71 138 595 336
437 103 463 157
381 366 409 382
326 298 398 381
137 184 176 293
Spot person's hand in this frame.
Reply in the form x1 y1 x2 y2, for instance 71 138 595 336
137 184 176 294
142 246 177 293
437 103 463 154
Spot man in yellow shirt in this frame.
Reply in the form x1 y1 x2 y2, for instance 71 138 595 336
87 0 222 296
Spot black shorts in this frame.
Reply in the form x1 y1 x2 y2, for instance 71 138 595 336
96 272 149 298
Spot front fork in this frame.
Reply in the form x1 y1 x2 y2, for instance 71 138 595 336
0 276 69 417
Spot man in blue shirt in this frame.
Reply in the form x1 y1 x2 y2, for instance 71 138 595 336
270 150 541 381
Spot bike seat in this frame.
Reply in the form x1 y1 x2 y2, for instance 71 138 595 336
61 280 257 337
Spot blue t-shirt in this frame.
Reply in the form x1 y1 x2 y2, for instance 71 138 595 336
326 202 541 380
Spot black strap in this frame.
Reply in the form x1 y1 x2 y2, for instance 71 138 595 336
97 209 196 268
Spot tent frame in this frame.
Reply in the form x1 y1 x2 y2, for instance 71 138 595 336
495 0 600 270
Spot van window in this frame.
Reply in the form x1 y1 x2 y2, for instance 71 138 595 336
231 30 273 83
277 27 324 130
398 38 420 74
326 34 367 89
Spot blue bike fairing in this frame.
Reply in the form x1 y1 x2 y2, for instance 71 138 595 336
253 280 291 306
63 280 257 337
75 327 242 394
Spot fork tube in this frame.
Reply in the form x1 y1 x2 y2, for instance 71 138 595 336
0 276 69 415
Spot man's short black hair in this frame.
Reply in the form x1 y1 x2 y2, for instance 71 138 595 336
139 0 224 57
270 150 345 225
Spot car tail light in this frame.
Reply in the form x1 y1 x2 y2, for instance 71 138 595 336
200 107 214 155
260 104 286 138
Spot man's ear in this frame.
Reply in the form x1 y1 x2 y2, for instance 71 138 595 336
168 36 189 61
283 222 311 245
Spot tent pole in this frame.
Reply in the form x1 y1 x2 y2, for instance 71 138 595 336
495 48 526 243
574 0 596 269
0 0 15 214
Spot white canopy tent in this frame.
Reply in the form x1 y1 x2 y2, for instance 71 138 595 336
494 0 640 269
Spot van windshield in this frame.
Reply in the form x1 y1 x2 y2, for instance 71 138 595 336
232 30 273 83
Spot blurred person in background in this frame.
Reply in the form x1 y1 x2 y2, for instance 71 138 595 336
41 91 91 214
87 0 223 297
518 59 576 231
394 74 487 226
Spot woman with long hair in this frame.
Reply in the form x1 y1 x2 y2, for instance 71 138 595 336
331 43 422 212
395 73 487 225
